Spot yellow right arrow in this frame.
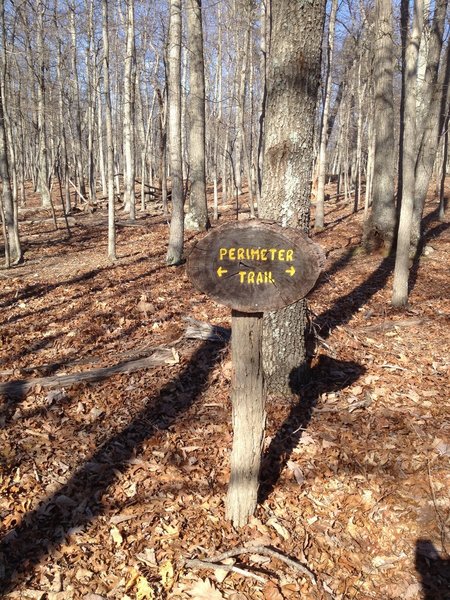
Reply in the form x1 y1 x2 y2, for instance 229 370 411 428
285 266 295 277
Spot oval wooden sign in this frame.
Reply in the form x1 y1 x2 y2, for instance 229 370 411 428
187 220 325 312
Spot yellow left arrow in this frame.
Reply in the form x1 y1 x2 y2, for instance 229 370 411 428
217 267 228 277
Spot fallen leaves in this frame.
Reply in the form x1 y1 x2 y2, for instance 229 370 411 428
0 192 449 600
187 578 224 599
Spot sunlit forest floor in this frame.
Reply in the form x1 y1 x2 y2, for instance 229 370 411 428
0 181 449 599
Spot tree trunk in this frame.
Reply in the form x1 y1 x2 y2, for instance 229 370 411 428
315 0 338 230
185 0 209 231
411 1 449 253
259 0 326 396
438 112 449 220
123 0 136 220
37 0 51 208
0 65 21 265
166 0 184 265
363 0 396 253
0 0 21 265
392 0 424 307
102 0 116 260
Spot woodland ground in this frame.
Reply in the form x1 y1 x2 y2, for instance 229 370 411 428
0 182 449 600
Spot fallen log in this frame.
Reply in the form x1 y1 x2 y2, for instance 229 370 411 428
0 347 179 398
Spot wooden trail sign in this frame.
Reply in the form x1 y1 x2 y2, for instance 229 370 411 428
187 220 325 313
187 220 324 527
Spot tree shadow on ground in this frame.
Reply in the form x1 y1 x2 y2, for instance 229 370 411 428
415 539 450 600
259 355 365 503
0 338 226 595
315 215 449 340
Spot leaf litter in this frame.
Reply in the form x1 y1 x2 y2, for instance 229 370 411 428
0 184 449 599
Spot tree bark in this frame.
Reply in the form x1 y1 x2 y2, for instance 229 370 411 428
123 0 136 220
363 0 396 253
102 0 116 260
166 0 184 265
37 0 51 208
0 0 21 265
315 0 338 230
259 0 326 396
411 0 449 253
185 0 209 231
392 0 424 307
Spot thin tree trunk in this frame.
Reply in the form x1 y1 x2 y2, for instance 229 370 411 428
102 0 116 260
185 0 209 231
166 0 184 265
438 113 449 220
37 0 51 208
123 0 136 220
69 5 86 201
411 0 449 253
315 0 338 230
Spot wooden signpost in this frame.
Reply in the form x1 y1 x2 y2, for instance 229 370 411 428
187 220 324 527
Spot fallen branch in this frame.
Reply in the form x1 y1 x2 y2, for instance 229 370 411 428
20 217 76 227
184 558 267 584
0 347 179 398
68 178 89 205
360 318 425 333
185 545 316 585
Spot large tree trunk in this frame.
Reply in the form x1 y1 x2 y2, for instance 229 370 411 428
259 0 326 396
184 0 209 231
363 0 396 253
166 0 184 265
392 0 424 307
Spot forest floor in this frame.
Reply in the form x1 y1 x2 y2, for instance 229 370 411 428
0 182 449 600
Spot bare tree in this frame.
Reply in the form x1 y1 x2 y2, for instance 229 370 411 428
166 0 184 265
259 0 326 396
363 0 396 253
184 0 209 231
392 0 424 307
123 0 136 220
314 0 338 230
102 0 116 260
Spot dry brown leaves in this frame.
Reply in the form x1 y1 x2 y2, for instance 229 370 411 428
1 185 449 599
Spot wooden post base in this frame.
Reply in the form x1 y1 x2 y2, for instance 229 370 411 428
225 310 266 528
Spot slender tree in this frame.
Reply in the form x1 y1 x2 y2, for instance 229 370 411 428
166 0 184 265
185 0 209 231
315 0 338 230
0 0 21 265
36 0 51 207
123 0 136 220
102 0 116 260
